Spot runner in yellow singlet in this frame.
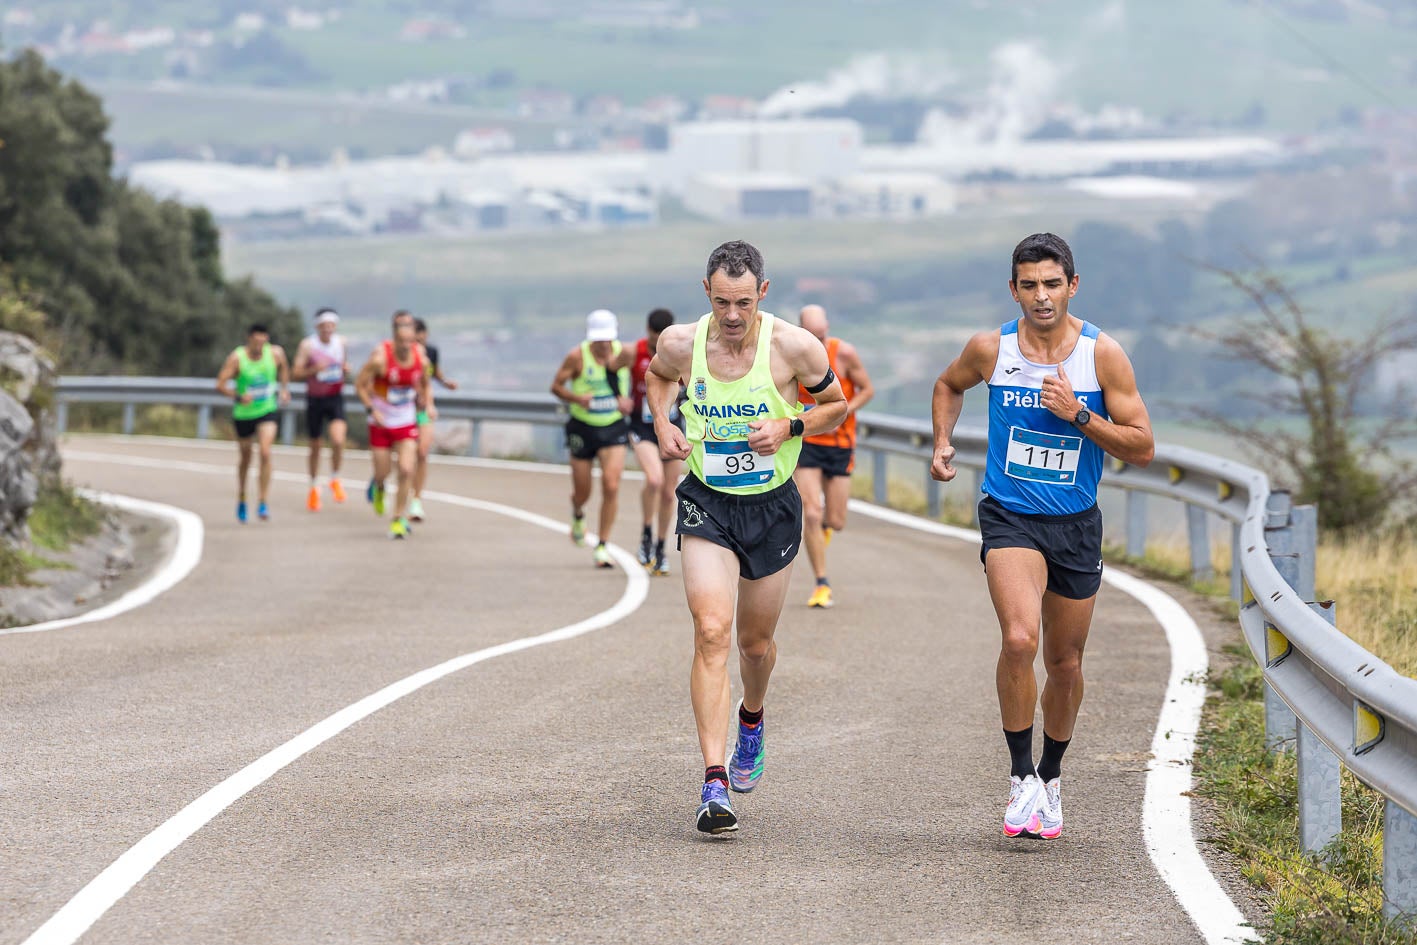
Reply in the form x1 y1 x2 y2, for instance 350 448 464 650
645 241 846 834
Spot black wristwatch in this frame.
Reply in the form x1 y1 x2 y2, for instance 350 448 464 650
1073 407 1091 427
789 416 805 437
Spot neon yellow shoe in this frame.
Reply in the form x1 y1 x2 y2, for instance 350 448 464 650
807 584 834 609
570 514 587 546
593 543 613 568
389 518 409 540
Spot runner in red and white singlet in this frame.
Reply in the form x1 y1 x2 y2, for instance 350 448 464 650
355 310 429 539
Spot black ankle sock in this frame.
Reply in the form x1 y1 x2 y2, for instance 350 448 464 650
1037 732 1070 782
1004 726 1035 779
815 576 829 587
739 704 763 727
705 765 728 786
655 537 665 551
641 524 652 540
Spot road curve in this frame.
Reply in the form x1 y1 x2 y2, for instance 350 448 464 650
2 435 1250 945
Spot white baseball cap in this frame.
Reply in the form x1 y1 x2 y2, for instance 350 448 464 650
314 309 339 326
585 309 618 341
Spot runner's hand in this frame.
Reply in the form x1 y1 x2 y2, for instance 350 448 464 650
656 418 690 460
427 405 438 421
445 378 460 390
617 396 633 416
371 409 386 427
1040 364 1080 421
237 392 253 405
931 444 957 482
746 417 788 456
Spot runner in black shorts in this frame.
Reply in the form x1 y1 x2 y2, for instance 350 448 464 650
793 305 874 608
645 240 847 835
292 308 350 512
930 232 1154 841
628 308 687 575
550 309 635 568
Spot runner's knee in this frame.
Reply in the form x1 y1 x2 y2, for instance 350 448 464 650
693 616 732 657
1001 627 1039 664
1044 645 1085 681
802 500 824 529
737 634 773 664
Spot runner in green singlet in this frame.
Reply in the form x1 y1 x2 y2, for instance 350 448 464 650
215 323 291 522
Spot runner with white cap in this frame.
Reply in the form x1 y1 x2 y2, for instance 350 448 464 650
549 309 634 568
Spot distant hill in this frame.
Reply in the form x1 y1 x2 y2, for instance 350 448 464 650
5 0 1415 162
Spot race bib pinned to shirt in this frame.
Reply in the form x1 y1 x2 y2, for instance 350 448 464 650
1004 426 1082 484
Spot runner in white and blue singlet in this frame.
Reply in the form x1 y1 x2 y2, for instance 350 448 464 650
930 233 1155 842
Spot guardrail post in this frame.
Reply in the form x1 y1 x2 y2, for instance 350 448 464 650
1298 600 1342 855
872 449 887 505
280 410 295 445
197 405 211 440
121 403 135 435
468 420 481 458
1186 504 1211 582
1230 521 1243 603
925 471 941 520
1126 490 1147 558
1385 801 1417 925
1264 491 1298 751
1292 504 1317 601
57 401 69 434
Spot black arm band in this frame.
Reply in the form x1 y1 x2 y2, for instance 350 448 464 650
606 369 622 396
804 367 835 395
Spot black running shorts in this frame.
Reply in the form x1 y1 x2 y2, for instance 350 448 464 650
565 417 629 460
797 442 854 478
977 495 1104 600
675 473 801 581
233 411 278 440
305 394 346 440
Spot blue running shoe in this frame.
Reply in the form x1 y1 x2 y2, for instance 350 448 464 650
236 501 248 523
729 701 765 793
696 780 738 834
257 502 270 521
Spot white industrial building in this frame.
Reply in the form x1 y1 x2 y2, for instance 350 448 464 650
829 172 956 218
661 119 863 194
682 173 815 220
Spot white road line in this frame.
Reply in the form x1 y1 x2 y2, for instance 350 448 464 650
0 492 203 637
23 450 650 945
847 498 1258 945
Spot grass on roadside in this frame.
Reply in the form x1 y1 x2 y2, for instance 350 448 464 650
1194 646 1416 944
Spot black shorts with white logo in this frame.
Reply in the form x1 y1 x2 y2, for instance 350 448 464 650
977 495 1104 600
565 417 629 460
797 442 855 478
675 473 801 581
305 394 346 440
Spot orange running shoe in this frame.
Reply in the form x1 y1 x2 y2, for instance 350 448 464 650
306 486 321 512
329 479 347 503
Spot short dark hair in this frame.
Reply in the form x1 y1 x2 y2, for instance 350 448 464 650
1011 233 1075 283
646 308 674 334
705 240 765 288
392 309 414 330
248 323 269 336
314 307 336 318
413 317 428 333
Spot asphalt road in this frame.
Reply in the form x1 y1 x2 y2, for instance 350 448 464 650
2 436 1250 945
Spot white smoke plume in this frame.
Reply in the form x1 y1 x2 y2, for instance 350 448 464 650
917 41 1066 147
756 53 957 119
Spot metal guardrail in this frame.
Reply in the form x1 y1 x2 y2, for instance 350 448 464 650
55 377 1417 921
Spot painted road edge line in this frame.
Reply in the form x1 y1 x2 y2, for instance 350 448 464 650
23 453 649 945
847 498 1258 945
0 491 204 638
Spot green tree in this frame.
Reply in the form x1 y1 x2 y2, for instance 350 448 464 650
0 49 300 376
1195 267 1417 535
